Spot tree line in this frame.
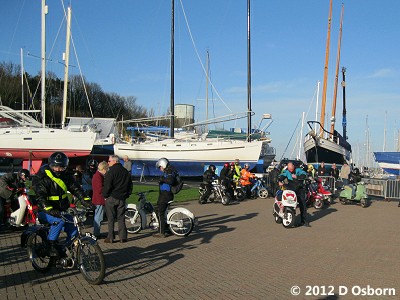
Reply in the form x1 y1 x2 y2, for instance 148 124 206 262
0 61 155 129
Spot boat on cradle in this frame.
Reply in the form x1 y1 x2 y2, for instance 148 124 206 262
0 1 109 174
304 1 351 169
113 0 269 177
373 152 400 176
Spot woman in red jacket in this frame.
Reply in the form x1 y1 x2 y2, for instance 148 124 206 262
92 161 109 238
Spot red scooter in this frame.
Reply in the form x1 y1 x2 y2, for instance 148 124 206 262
4 187 38 227
316 178 332 205
305 179 324 209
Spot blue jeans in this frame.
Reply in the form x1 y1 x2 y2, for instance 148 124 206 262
38 211 77 244
93 205 104 236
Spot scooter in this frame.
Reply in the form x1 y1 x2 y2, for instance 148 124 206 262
272 189 298 228
305 179 324 209
250 176 269 199
339 181 369 208
125 190 196 236
5 188 38 227
316 177 332 204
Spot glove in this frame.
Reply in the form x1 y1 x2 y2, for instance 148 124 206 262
47 209 61 218
82 200 96 211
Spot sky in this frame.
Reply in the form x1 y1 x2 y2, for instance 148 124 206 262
1 0 400 167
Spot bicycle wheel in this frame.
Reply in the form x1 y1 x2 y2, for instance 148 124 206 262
168 211 194 237
125 208 142 234
77 240 105 285
26 231 54 273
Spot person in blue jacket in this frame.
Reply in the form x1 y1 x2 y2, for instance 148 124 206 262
281 162 310 227
154 157 177 238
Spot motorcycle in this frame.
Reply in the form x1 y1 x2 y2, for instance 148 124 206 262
272 189 298 228
316 177 333 204
199 180 230 205
21 207 106 285
5 187 38 227
232 180 246 201
339 181 369 208
250 176 269 199
305 179 325 209
125 190 196 236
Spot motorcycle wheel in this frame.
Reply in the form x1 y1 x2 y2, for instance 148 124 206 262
313 199 324 209
273 212 282 224
198 196 206 204
360 199 369 208
282 210 295 228
221 195 230 205
339 197 348 205
168 211 194 237
26 231 54 273
235 189 246 202
258 188 269 199
77 240 106 285
125 208 142 234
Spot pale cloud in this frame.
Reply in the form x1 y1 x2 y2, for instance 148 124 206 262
367 68 396 78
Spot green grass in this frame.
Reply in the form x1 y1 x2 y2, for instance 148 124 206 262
127 185 199 205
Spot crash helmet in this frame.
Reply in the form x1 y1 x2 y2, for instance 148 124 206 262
208 165 216 172
18 169 30 182
156 157 169 169
234 158 240 165
229 162 235 167
244 163 250 169
308 164 314 172
87 159 99 173
223 163 229 168
48 151 69 176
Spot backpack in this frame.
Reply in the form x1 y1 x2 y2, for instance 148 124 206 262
171 170 184 194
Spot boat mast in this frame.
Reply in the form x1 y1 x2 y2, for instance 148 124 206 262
41 0 48 128
341 67 347 140
205 50 209 133
170 0 175 138
319 0 332 136
20 48 24 111
61 6 72 129
330 4 344 136
247 0 252 142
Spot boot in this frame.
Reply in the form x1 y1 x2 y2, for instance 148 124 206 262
48 241 59 257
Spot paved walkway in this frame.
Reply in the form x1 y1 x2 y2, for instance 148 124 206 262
1 196 399 300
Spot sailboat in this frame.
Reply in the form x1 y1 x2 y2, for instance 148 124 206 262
303 1 351 168
114 0 271 177
0 1 97 174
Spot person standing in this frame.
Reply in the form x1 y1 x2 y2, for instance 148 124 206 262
82 159 98 199
123 155 132 173
103 155 132 243
340 162 351 185
329 163 339 180
281 162 310 227
317 162 326 177
92 161 109 238
154 157 177 238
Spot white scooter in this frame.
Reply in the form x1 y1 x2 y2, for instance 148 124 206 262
125 190 196 237
272 189 298 228
5 188 38 227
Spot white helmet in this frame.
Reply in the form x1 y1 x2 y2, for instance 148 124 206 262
156 157 169 169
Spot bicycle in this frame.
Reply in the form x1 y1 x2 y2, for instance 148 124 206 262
21 207 106 285
125 190 196 237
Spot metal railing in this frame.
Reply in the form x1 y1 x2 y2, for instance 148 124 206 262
363 178 400 200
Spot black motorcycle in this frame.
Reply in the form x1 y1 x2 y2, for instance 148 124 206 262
199 180 230 205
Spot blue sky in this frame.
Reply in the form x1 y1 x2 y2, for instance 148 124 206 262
1 0 399 166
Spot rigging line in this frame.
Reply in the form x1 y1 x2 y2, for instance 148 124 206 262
279 117 301 162
178 0 232 113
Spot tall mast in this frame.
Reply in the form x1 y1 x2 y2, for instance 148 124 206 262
205 50 209 133
341 67 347 140
61 6 72 129
41 0 48 127
319 0 333 135
247 0 252 142
330 4 344 135
170 0 175 138
20 48 24 111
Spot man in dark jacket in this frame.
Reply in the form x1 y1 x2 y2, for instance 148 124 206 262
153 157 177 238
103 155 132 243
199 165 217 204
35 152 94 257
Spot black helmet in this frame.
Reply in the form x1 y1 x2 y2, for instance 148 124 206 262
87 159 98 173
48 152 69 176
18 169 30 181
156 157 169 169
208 165 216 172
